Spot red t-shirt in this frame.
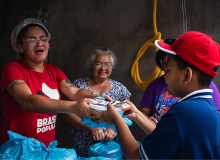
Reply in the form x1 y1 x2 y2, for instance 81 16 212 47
0 59 67 146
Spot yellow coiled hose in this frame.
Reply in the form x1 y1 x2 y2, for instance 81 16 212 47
131 0 164 90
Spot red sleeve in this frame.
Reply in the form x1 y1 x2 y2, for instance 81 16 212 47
55 65 68 84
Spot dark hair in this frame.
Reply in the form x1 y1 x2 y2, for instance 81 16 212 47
156 37 178 70
17 24 49 46
173 55 218 87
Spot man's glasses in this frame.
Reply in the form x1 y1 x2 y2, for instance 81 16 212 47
22 36 50 47
94 62 112 69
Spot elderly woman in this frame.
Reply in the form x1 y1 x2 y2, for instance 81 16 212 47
63 48 131 157
0 18 99 147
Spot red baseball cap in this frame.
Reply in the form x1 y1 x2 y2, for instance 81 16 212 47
155 31 220 78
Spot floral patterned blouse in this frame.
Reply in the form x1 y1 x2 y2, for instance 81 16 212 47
71 76 131 157
73 77 131 101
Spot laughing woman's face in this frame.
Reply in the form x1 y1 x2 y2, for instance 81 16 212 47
18 26 50 64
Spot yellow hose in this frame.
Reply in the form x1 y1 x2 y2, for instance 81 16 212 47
131 0 164 90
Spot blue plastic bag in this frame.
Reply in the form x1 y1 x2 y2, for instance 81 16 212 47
0 131 78 160
122 115 133 126
20 148 77 160
20 140 78 160
87 141 123 159
81 115 133 133
0 131 44 159
78 156 116 160
0 154 15 160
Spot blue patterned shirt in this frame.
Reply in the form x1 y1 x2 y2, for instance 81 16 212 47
73 77 131 101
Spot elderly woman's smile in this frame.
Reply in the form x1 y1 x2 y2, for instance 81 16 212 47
92 54 113 79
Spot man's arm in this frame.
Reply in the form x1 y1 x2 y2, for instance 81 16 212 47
98 103 142 159
114 112 142 159
91 101 157 159
125 101 156 135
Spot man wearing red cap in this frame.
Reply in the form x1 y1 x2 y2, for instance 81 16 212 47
92 31 220 159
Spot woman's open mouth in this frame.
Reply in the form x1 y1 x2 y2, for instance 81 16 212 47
35 49 44 54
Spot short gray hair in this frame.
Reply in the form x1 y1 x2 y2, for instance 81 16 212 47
88 48 117 69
